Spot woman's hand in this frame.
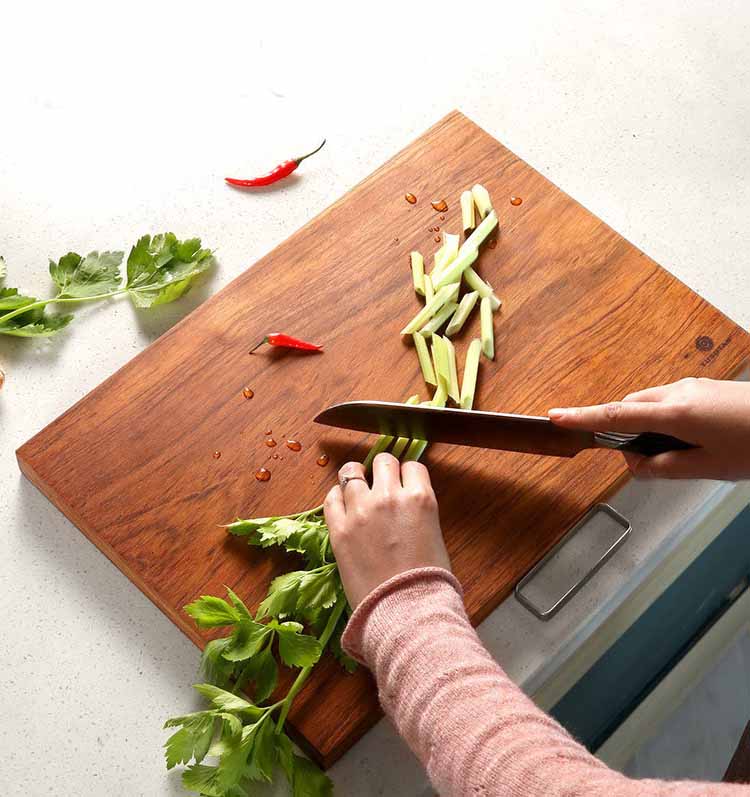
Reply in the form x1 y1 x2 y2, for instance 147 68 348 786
549 377 750 480
324 453 451 608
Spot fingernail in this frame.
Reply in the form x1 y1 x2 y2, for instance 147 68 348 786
548 408 568 419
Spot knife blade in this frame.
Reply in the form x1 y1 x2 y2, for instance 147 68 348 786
313 401 696 458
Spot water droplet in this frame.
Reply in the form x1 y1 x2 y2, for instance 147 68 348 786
286 440 302 452
431 199 448 212
212 451 221 459
405 193 417 204
440 215 446 220
265 438 277 447
242 387 254 399
488 238 498 249
272 453 279 459
255 467 271 482
316 454 330 467
434 226 440 232
434 236 440 242
264 429 272 435
510 196 523 206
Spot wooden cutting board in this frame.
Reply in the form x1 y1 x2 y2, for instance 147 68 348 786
17 110 750 767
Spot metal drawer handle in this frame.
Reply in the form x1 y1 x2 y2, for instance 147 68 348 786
515 503 632 621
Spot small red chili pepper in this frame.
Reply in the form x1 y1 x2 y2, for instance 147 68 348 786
225 139 326 188
249 333 323 354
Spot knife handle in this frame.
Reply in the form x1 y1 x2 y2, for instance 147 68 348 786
610 432 697 457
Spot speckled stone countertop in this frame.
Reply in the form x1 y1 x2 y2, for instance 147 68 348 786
2 2 749 795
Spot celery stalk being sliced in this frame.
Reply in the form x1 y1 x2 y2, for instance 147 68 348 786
442 335 461 403
460 338 482 409
433 247 478 290
410 251 425 296
400 283 459 335
471 183 493 219
480 295 494 360
402 383 449 462
460 190 475 234
424 272 434 304
431 374 449 409
366 394 420 465
463 267 502 311
413 332 437 386
445 290 479 337
419 300 458 337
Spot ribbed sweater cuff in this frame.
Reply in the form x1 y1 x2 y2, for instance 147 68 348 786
341 567 464 665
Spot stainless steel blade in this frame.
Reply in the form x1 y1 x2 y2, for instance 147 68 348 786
314 401 596 457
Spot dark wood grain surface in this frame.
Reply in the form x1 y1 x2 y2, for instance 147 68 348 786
17 111 750 767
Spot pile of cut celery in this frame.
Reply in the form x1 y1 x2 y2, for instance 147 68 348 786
393 183 501 462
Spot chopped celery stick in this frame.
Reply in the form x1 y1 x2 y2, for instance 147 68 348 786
462 209 498 253
363 394 419 469
461 190 475 234
432 233 459 281
424 273 434 304
442 336 461 402
463 267 502 311
445 290 479 337
419 301 458 337
413 332 437 386
432 374 449 409
471 183 493 219
480 295 495 360
400 283 458 335
430 335 450 393
433 246 478 290
410 251 425 296
432 243 445 272
460 338 482 409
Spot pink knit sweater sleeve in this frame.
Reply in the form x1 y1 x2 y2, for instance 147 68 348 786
341 567 748 797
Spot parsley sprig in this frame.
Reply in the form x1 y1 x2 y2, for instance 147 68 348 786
0 233 214 338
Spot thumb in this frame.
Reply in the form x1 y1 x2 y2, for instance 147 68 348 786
633 447 719 480
548 400 679 435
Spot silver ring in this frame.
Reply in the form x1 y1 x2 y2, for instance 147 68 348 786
340 475 368 489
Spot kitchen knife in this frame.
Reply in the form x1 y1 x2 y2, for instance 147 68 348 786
314 401 696 458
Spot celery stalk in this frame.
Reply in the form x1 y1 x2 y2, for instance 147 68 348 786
365 394 420 466
432 374 448 408
424 273 434 304
442 335 461 402
471 183 493 219
462 209 498 253
413 332 437 386
402 383 449 462
400 283 458 335
419 301 458 337
432 232 459 282
430 335 451 392
445 290 479 337
463 267 502 311
460 190 475 234
410 251 425 296
480 296 494 360
433 247 478 290
460 338 482 409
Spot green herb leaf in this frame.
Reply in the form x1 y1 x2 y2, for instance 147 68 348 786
273 621 322 668
223 619 273 662
181 763 230 797
0 256 6 283
329 612 358 674
258 565 340 621
245 714 277 783
192 684 258 713
278 735 333 797
49 250 123 298
164 712 215 769
125 233 214 308
0 287 37 312
200 638 235 689
224 587 253 622
0 312 74 337
236 643 278 704
297 566 341 615
184 595 241 628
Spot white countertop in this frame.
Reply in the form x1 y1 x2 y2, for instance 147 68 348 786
2 2 750 795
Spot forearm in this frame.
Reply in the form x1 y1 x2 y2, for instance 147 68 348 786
343 568 745 797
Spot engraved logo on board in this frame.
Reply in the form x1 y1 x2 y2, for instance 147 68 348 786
695 335 714 352
700 335 732 367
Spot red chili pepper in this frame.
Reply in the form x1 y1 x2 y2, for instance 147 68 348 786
249 333 323 354
225 139 326 188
